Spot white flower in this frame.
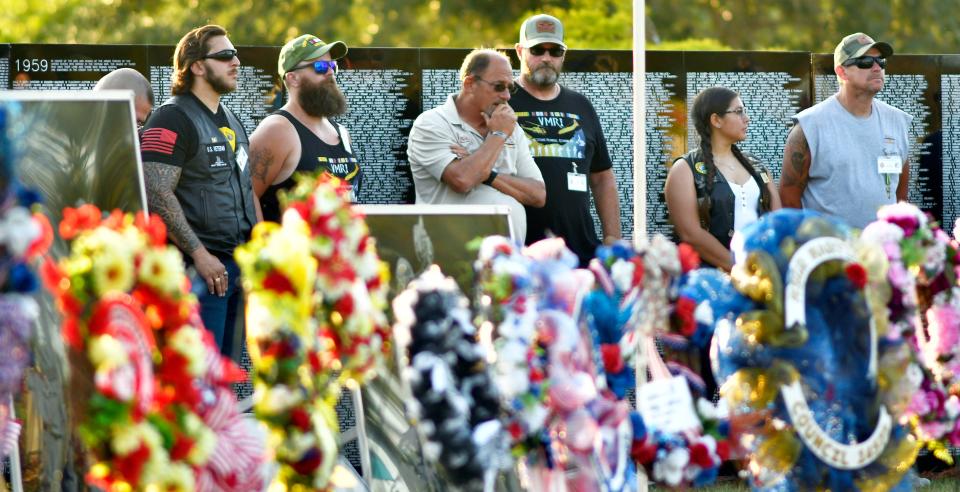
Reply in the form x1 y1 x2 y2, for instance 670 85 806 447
88 335 129 368
168 327 207 376
0 207 39 257
860 221 905 245
138 246 185 294
694 301 714 326
946 395 960 420
610 259 635 292
653 447 690 486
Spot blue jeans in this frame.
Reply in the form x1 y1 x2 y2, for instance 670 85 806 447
189 254 244 361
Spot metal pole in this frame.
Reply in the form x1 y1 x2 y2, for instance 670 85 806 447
632 1 649 491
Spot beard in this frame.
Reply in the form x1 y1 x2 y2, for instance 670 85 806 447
524 62 561 88
203 66 236 95
297 77 348 118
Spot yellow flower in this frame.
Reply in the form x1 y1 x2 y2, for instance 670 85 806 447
168 327 207 376
88 334 129 369
138 247 185 294
92 242 135 297
182 412 216 465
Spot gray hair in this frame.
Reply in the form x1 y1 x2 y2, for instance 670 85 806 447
458 49 510 83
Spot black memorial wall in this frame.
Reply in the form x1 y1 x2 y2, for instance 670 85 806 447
3 44 957 238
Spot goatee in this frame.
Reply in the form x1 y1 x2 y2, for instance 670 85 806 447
525 63 560 88
298 77 348 118
204 67 236 95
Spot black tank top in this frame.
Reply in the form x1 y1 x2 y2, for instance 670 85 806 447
260 110 362 222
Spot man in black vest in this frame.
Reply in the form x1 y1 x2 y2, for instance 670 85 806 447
510 14 621 267
140 24 260 359
249 34 360 221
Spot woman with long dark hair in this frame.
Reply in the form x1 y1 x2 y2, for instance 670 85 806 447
665 87 781 271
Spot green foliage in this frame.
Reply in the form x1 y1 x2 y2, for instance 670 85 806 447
2 0 958 53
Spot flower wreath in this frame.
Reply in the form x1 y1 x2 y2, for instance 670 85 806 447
41 205 265 491
474 236 634 490
582 236 733 489
278 173 391 393
392 267 507 487
0 100 51 460
861 202 960 460
703 209 917 491
237 173 390 489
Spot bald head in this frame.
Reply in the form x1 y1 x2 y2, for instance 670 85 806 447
94 68 155 126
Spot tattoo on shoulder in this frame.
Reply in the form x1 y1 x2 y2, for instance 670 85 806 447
248 146 273 183
142 161 199 253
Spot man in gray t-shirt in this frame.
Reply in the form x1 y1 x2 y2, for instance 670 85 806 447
780 32 912 229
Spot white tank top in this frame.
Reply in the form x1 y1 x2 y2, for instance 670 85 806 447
728 178 761 232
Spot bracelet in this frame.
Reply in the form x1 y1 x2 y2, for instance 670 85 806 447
488 130 508 141
483 170 498 186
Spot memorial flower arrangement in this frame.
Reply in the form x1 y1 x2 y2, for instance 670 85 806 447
0 101 50 459
278 173 391 397
474 236 636 491
237 173 390 490
582 237 732 489
862 202 960 461
41 205 265 491
392 267 507 488
703 209 917 491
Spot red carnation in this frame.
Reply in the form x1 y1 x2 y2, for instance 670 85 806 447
170 435 196 461
27 212 53 259
59 204 102 239
631 257 645 286
600 343 624 373
135 212 168 247
674 297 697 336
262 270 296 295
630 439 658 464
508 421 524 440
290 407 312 432
845 263 867 289
689 442 714 467
290 447 323 474
334 294 355 316
715 439 731 461
114 442 151 484
678 243 701 272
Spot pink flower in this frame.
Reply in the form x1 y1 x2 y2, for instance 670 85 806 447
926 305 960 357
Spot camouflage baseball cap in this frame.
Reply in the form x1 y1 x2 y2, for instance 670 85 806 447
278 34 348 77
519 14 566 49
834 32 893 68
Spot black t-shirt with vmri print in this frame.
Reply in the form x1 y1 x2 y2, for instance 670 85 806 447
509 85 613 266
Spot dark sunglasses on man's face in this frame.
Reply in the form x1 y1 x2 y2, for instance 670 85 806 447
844 55 886 70
528 45 566 57
204 49 238 61
292 60 338 75
474 76 517 94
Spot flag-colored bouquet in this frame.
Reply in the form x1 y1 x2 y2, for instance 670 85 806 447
41 205 265 491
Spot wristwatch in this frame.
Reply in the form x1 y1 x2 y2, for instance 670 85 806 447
483 169 498 186
488 130 508 141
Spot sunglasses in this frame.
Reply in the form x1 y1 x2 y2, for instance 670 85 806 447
291 60 338 75
844 55 886 70
474 76 517 94
204 49 238 61
528 45 566 57
722 107 748 118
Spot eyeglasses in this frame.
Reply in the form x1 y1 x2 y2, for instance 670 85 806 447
528 45 566 57
474 76 517 94
291 60 338 75
844 55 887 70
721 107 749 118
203 49 238 61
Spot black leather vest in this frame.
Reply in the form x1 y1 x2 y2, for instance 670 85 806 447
167 95 257 255
676 148 769 250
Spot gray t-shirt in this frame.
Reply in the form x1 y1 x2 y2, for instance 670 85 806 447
795 94 912 229
407 94 544 242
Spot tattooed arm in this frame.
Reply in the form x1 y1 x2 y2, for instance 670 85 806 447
779 124 811 209
143 161 226 295
248 114 298 198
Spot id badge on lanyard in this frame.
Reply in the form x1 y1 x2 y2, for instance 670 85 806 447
567 162 587 192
